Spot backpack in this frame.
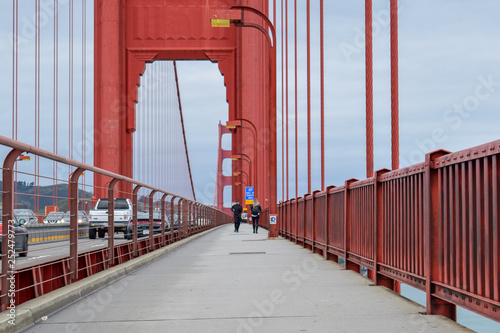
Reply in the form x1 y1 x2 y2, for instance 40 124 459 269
251 205 260 216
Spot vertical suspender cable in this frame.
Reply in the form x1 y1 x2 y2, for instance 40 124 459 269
158 63 162 189
82 0 87 194
162 62 166 190
294 0 298 198
53 0 59 206
142 67 146 185
390 0 399 170
273 0 276 30
162 62 165 190
281 0 284 201
306 0 311 194
13 0 19 207
320 0 325 190
285 0 289 200
69 0 74 162
366 0 374 178
149 65 153 185
35 0 41 213
12 0 18 141
153 64 157 186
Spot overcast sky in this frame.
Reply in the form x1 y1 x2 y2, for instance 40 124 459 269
1 1 500 207
178 0 500 204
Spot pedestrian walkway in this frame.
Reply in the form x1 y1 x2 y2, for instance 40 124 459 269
18 223 471 333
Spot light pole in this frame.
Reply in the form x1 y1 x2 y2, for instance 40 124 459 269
231 154 253 188
226 118 258 196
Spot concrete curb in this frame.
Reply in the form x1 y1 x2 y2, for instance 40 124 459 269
0 226 224 333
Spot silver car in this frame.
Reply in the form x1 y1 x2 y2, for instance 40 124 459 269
14 209 39 224
61 211 89 224
43 211 65 224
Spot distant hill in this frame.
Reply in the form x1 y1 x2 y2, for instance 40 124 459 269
0 181 93 214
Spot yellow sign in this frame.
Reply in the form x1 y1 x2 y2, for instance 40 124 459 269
246 200 253 205
211 19 230 28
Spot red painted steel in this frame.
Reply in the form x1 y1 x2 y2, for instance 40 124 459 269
278 139 500 323
390 0 399 170
94 0 275 215
320 0 325 191
0 136 231 309
306 0 312 195
294 0 298 199
365 0 374 178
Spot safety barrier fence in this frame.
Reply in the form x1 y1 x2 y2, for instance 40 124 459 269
278 139 500 323
24 223 89 243
0 135 232 310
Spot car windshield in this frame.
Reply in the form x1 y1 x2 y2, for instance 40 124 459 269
47 212 63 217
14 209 33 216
95 199 129 210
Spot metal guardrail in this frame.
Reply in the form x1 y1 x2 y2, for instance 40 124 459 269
0 135 233 310
278 139 500 324
24 224 89 243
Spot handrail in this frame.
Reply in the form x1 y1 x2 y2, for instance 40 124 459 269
0 135 232 310
278 139 500 324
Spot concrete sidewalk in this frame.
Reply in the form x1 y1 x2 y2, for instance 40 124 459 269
17 223 471 333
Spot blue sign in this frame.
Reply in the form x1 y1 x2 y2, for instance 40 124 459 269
245 187 254 200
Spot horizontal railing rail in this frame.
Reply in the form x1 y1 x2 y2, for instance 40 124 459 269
0 135 232 310
278 139 500 324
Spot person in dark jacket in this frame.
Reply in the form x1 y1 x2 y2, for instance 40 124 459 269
231 199 243 232
250 198 262 234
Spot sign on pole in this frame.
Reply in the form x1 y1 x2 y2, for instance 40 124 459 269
245 187 254 205
270 215 277 225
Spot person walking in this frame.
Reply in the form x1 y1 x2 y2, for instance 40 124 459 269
250 198 262 234
231 199 243 232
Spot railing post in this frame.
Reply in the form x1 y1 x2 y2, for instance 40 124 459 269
132 185 142 256
107 179 120 266
178 199 184 238
161 193 168 246
69 167 85 280
311 190 321 254
148 190 157 251
324 186 335 260
344 179 359 272
424 150 456 320
195 203 200 232
1 149 23 310
188 202 193 235
171 196 178 240
373 169 394 288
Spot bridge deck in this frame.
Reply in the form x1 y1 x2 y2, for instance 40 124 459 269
17 223 471 333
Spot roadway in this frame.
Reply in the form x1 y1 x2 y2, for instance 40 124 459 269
8 236 129 272
14 223 472 333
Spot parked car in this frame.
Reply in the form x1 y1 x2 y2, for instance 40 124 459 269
14 209 38 224
0 213 29 257
241 212 248 223
43 211 65 224
61 211 89 224
125 211 164 240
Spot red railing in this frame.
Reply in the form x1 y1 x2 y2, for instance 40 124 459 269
278 139 500 323
0 136 232 310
